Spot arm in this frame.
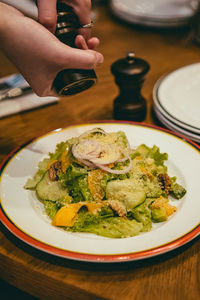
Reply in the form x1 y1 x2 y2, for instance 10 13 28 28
0 3 103 96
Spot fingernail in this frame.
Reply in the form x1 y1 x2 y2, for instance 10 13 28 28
98 53 104 64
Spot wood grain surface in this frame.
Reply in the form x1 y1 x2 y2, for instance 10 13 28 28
0 2 199 300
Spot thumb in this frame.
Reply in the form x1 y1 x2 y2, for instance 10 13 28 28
59 45 104 70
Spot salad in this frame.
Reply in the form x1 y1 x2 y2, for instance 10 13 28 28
25 128 186 238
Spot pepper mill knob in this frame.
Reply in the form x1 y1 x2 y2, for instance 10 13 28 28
111 52 150 121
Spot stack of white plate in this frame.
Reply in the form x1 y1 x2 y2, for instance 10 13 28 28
109 0 198 28
153 63 200 143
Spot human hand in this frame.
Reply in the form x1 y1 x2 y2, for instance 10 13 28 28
0 3 103 97
37 0 97 48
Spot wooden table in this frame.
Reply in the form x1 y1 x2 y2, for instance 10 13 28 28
0 2 199 299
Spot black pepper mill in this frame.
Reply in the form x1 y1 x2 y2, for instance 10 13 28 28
53 2 97 95
111 52 150 121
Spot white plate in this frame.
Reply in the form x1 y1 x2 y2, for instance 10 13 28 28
110 0 197 27
154 105 200 143
155 63 200 131
153 77 200 135
0 122 199 263
110 13 190 28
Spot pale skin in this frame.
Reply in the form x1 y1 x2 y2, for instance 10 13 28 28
0 1 103 96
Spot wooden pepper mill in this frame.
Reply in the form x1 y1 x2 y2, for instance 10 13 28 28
111 52 150 121
53 2 97 95
35 1 97 96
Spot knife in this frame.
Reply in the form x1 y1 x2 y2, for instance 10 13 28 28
0 86 32 101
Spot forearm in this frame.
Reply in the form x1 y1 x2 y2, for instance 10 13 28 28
0 3 23 33
0 3 57 60
0 4 61 95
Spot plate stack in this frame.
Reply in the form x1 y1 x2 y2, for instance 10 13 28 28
109 0 198 28
153 63 200 143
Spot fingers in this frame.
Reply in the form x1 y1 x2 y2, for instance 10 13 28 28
37 0 57 33
64 0 92 41
75 35 100 50
64 0 91 24
87 37 100 50
37 0 94 41
60 45 104 70
78 28 91 42
75 35 88 50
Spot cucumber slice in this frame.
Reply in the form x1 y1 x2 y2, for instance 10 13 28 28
36 172 68 202
24 158 50 189
24 169 45 189
124 189 146 209
106 179 146 209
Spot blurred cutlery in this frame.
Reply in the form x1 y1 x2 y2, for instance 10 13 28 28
0 86 32 101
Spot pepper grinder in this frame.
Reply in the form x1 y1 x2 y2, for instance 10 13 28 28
34 1 97 95
53 2 97 95
52 2 97 95
111 52 150 121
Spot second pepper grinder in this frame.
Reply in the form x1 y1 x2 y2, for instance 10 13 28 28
111 52 150 121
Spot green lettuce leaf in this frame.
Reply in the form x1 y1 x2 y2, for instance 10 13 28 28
49 141 68 161
43 200 60 219
131 199 152 232
24 158 50 189
71 209 143 238
59 164 93 203
148 145 168 166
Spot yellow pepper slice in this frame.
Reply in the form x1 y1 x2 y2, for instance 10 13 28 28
52 203 83 227
52 202 104 227
61 149 70 173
